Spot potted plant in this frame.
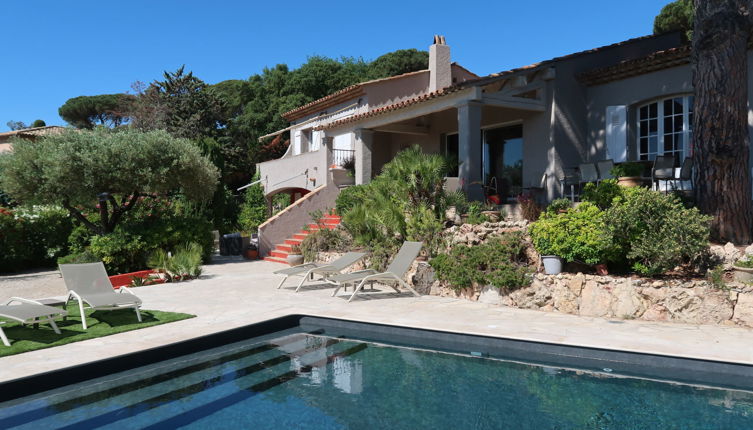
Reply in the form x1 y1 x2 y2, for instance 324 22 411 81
287 244 304 266
528 202 613 275
330 157 356 186
611 162 645 187
733 256 753 283
244 244 259 260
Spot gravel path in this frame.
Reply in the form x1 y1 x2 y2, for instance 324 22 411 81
0 269 68 301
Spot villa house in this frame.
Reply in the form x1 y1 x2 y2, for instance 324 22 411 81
0 126 67 153
256 31 753 257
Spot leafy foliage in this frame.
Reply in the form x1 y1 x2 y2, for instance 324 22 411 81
58 94 134 129
529 202 614 265
335 185 369 216
605 187 710 276
31 119 46 128
148 242 203 281
0 206 73 273
0 129 218 234
300 228 352 262
581 179 623 210
517 193 541 221
431 233 532 291
368 49 428 79
465 201 490 225
546 198 572 214
6 120 27 131
654 0 694 41
237 172 267 234
610 162 644 178
405 203 445 256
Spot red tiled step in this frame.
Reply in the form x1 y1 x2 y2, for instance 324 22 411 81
264 256 289 265
276 244 294 252
270 250 289 259
284 238 303 245
292 233 309 240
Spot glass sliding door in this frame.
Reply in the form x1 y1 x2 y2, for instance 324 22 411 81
483 124 523 203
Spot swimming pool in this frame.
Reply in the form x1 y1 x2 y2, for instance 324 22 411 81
1 316 752 429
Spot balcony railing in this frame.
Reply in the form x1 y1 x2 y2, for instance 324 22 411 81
331 149 355 167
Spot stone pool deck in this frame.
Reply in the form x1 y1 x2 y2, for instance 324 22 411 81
2 259 753 383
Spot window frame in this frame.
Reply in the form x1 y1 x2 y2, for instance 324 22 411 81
636 94 694 163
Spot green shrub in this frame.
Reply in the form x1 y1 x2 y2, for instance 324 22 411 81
605 187 710 276
581 179 623 210
147 242 203 281
57 250 98 265
465 201 490 225
529 202 614 265
300 228 351 262
517 193 541 221
0 205 73 272
443 190 469 214
237 172 267 234
431 232 531 291
405 203 445 256
611 162 644 178
546 198 572 214
89 231 147 275
335 185 370 216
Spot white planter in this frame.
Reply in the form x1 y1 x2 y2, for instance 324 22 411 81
330 168 355 186
542 256 563 275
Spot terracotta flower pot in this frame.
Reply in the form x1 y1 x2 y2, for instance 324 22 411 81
244 249 259 260
595 263 609 276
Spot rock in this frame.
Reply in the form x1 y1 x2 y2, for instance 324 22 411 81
479 285 502 305
664 287 734 324
567 273 585 295
610 280 645 318
580 281 613 317
745 244 753 256
733 293 753 327
651 281 664 288
709 242 742 269
642 304 670 321
552 284 579 314
409 262 434 295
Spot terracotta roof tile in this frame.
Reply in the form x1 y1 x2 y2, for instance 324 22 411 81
577 44 691 86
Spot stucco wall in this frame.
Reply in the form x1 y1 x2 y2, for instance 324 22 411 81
257 148 328 196
585 65 693 161
366 71 429 109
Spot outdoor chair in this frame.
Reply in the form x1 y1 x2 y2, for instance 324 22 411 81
675 157 693 191
558 168 580 202
274 252 366 292
578 163 598 186
596 159 615 182
329 241 423 303
652 155 676 192
59 262 143 330
0 298 68 346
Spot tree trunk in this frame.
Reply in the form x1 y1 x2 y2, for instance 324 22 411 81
692 0 753 244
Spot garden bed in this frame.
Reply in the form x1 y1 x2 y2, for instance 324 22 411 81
108 269 164 289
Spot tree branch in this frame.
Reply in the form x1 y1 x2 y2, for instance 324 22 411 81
62 199 102 235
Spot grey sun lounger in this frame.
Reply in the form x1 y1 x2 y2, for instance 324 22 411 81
0 298 69 346
274 252 366 292
59 262 143 330
329 241 423 303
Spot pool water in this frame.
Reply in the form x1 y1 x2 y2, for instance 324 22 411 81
1 332 752 429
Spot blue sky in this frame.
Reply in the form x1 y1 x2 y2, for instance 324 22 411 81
0 1 670 131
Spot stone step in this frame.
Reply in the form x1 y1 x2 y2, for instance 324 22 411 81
271 250 289 259
284 238 303 245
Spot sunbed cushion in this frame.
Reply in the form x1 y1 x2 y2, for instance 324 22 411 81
81 292 141 308
0 303 67 324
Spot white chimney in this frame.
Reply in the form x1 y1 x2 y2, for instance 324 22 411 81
429 35 451 92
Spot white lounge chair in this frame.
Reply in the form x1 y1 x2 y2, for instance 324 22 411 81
0 298 68 346
329 241 423 303
274 252 366 292
59 262 142 330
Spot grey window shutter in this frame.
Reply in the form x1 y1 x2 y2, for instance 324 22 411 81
606 105 627 162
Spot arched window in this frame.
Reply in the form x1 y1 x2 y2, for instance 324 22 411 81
637 95 694 164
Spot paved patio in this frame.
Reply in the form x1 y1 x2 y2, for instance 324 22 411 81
2 259 753 383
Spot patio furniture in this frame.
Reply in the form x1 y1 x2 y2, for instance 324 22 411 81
674 157 693 191
559 168 580 202
59 262 143 330
578 163 598 186
274 251 367 292
596 159 615 182
0 298 69 346
652 155 675 192
329 241 423 303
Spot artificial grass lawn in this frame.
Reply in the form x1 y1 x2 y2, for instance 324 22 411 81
0 304 195 357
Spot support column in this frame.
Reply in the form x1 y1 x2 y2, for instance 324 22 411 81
322 136 334 185
354 129 374 185
457 102 484 201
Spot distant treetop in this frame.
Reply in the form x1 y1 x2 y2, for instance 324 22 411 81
654 0 693 41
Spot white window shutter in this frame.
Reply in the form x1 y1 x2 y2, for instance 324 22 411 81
293 130 302 155
605 105 627 162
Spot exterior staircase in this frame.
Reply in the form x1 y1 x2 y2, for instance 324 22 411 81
263 212 342 265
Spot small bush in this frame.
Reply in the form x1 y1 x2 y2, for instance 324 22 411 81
335 185 369 216
546 198 572 214
0 205 73 272
581 179 623 210
605 187 710 276
406 203 445 256
300 228 351 262
431 232 531 291
611 162 644 178
517 193 541 221
89 231 147 275
147 242 203 281
465 201 490 225
444 190 469 214
529 202 614 265
57 250 98 265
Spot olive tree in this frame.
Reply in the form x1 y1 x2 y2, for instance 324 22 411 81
0 129 219 234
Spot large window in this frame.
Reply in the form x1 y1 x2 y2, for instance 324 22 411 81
638 95 694 164
442 133 459 177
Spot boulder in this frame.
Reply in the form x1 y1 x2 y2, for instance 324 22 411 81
479 285 502 305
610 281 645 318
579 281 613 317
733 293 753 326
